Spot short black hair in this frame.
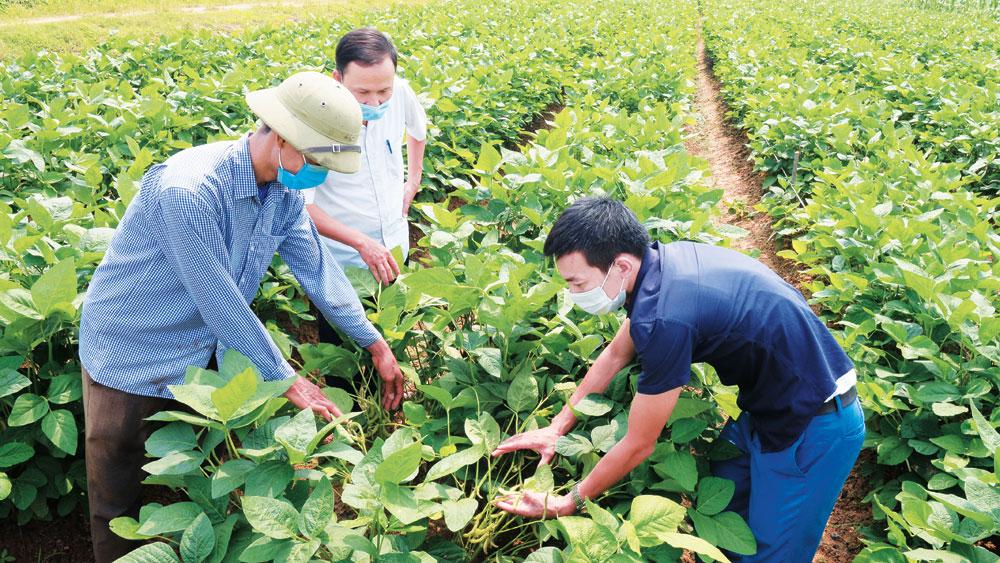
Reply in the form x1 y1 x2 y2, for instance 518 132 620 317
335 28 398 74
543 197 650 271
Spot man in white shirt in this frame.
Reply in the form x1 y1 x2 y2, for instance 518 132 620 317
305 28 428 287
304 28 427 388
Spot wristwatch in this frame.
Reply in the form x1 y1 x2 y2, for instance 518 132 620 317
570 482 586 512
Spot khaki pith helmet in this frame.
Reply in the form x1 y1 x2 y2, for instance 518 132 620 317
246 71 362 173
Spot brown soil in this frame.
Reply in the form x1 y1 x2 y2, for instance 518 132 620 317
686 26 873 563
0 507 95 562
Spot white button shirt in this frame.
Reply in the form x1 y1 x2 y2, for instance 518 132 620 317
304 77 428 269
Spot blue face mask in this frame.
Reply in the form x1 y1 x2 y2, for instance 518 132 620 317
277 152 327 190
360 100 391 121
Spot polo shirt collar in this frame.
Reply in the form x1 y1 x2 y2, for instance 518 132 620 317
626 242 660 317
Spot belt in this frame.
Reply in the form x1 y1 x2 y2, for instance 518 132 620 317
817 386 857 415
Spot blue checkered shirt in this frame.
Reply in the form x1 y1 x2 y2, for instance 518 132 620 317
79 134 381 398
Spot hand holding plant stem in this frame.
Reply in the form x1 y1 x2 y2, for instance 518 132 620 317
368 339 404 410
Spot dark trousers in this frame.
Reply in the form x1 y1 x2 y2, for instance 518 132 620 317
81 369 175 563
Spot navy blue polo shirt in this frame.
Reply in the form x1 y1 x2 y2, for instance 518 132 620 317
626 241 854 452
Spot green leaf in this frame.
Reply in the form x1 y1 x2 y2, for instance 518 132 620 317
142 450 204 476
146 423 199 458
46 372 82 404
211 459 256 498
8 393 49 426
472 347 503 378
375 442 423 485
109 516 153 540
286 539 320 563
506 373 539 413
41 409 78 455
380 482 428 525
115 542 181 563
969 400 1000 452
669 397 713 421
931 402 967 417
658 532 730 563
242 496 299 539
903 549 967 563
653 450 698 491
696 476 735 516
443 497 478 532
0 472 10 501
212 367 258 422
523 547 565 563
244 461 293 497
628 495 686 547
0 442 34 468
299 476 335 539
555 433 594 457
0 368 31 399
180 512 215 563
557 516 618 560
689 510 757 555
168 384 220 421
572 394 613 417
466 412 502 452
137 502 204 535
426 444 484 480
274 408 317 464
30 258 77 317
220 349 257 382
876 436 912 466
417 384 453 410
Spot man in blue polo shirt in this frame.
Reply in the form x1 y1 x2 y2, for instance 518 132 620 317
492 197 864 561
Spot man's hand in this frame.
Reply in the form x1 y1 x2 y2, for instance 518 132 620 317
494 491 575 519
491 425 562 465
356 235 400 285
402 180 419 216
283 376 342 421
368 339 404 410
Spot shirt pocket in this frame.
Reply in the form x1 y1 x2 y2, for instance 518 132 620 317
239 234 284 289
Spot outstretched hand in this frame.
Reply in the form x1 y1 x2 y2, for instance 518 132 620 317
493 491 575 519
283 376 342 421
491 425 562 465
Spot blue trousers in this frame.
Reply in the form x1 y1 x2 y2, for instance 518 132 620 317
710 396 865 562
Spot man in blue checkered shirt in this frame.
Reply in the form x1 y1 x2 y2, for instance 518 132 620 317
78 71 406 562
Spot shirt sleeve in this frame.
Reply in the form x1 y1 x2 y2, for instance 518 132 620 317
400 80 428 141
631 319 695 395
155 187 296 382
277 197 382 348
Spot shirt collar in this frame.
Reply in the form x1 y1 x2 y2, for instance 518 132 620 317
232 133 276 200
625 242 660 317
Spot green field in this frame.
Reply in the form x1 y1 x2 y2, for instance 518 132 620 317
1 0 997 561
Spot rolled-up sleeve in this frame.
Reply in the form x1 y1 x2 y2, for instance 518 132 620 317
278 198 382 348
156 187 296 381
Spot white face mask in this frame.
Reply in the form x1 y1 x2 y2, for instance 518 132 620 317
568 266 626 315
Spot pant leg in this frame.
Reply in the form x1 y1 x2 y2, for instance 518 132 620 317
742 398 866 562
710 415 753 522
82 369 171 563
